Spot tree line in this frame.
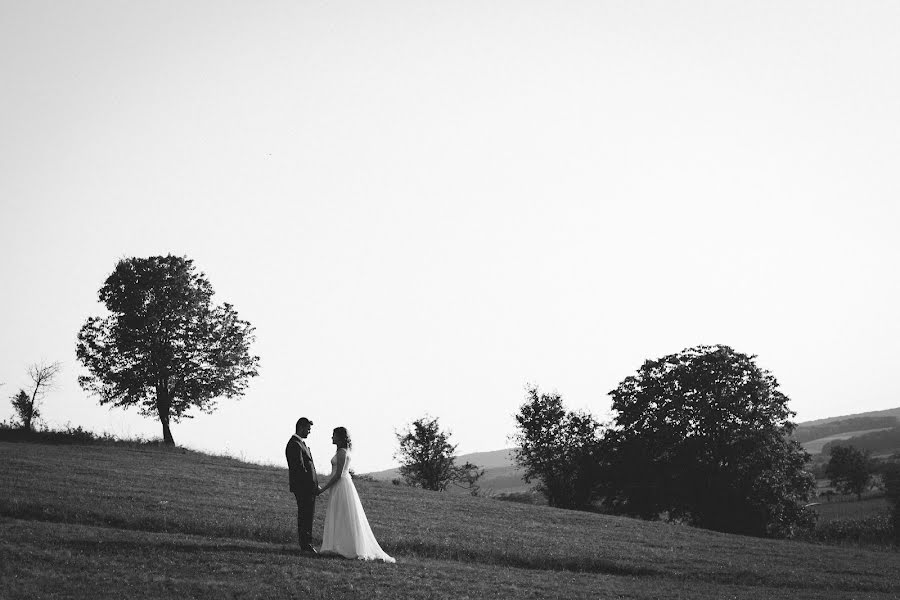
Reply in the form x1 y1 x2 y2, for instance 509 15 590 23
511 346 816 538
391 345 890 540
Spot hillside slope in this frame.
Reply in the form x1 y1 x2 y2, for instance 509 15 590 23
795 407 900 457
2 441 898 599
795 406 900 429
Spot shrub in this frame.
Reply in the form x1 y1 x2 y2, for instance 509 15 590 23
801 515 895 548
882 463 900 543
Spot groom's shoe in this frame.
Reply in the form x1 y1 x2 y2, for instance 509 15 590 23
300 543 318 554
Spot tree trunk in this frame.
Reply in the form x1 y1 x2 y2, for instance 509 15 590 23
161 420 174 445
28 391 38 432
156 386 175 445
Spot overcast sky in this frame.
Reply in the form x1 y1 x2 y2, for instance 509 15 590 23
2 1 899 473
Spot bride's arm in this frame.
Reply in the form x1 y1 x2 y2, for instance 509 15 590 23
317 448 347 495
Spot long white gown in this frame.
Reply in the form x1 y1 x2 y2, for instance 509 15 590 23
320 448 396 562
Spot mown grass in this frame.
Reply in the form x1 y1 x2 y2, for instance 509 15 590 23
2 440 899 599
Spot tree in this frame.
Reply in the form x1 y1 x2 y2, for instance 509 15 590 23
602 345 815 537
10 360 62 431
76 255 259 445
825 445 874 500
10 390 34 430
511 386 604 510
394 416 484 492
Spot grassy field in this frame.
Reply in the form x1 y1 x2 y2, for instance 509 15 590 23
813 496 891 523
2 441 899 599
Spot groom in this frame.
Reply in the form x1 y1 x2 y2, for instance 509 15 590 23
286 417 320 553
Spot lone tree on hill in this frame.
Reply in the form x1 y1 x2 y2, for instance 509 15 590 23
825 445 874 500
76 255 259 445
602 344 815 537
511 386 604 509
395 416 484 492
9 360 62 431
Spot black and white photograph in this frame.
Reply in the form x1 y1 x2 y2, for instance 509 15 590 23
2 1 899 598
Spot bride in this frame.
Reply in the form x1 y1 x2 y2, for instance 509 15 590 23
317 427 396 563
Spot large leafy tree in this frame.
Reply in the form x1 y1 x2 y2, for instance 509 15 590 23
511 386 604 509
395 416 483 492
825 445 874 500
602 345 815 537
77 255 259 445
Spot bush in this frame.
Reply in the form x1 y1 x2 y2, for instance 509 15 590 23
800 515 896 548
0 422 159 447
882 463 900 543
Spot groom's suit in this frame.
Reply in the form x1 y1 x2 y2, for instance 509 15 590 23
286 434 319 547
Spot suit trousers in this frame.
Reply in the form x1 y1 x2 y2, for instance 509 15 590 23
294 491 316 545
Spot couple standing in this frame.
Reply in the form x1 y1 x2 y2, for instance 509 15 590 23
286 417 395 563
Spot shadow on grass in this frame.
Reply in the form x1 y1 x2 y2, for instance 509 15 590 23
1 497 650 576
387 538 656 576
0 499 290 544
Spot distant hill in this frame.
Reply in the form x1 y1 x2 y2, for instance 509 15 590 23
819 426 900 457
800 427 897 455
794 406 900 429
793 407 900 456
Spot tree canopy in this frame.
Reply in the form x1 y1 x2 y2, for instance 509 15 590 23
602 344 815 537
825 445 874 500
76 255 259 445
511 386 604 509
394 416 483 492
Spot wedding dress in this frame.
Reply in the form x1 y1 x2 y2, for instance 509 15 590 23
320 448 396 562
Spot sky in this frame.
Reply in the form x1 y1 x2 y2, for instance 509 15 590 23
1 1 899 473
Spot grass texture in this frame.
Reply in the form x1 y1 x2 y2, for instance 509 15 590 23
2 441 899 599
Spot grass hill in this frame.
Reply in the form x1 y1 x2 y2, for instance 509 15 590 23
2 439 898 599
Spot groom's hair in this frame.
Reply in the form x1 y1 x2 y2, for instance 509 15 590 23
296 417 313 431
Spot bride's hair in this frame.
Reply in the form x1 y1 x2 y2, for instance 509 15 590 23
333 426 351 449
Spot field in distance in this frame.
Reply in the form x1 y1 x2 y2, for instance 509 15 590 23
2 440 898 599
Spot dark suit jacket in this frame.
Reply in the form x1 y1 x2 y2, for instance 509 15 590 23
286 435 319 494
